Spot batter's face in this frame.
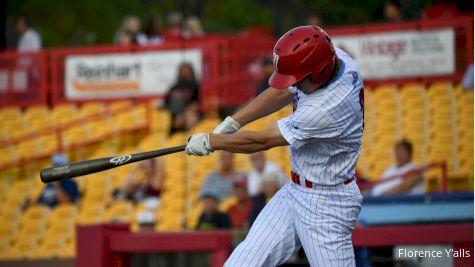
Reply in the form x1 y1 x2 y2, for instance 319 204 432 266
295 76 321 95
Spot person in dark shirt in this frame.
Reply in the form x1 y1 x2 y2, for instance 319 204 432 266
248 174 281 227
255 57 274 96
165 62 201 134
196 191 231 230
37 153 79 208
226 177 252 229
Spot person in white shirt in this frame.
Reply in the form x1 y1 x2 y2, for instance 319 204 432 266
247 151 287 197
372 139 424 196
16 16 41 52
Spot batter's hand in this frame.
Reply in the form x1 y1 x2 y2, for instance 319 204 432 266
185 133 214 156
213 116 241 134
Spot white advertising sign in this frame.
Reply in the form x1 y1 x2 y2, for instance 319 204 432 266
332 28 455 79
65 49 202 99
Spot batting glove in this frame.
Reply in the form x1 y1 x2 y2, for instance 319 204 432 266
213 116 241 134
185 133 214 156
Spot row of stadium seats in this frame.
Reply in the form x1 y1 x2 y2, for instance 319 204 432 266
0 81 472 259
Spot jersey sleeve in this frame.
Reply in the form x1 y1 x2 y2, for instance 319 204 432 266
277 105 346 149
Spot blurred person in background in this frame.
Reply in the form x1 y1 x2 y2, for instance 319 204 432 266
384 0 403 22
116 30 136 46
255 57 274 96
136 16 164 45
112 158 165 204
462 64 474 90
248 174 281 227
248 151 287 197
37 153 79 208
113 15 140 44
226 177 252 229
183 16 205 38
306 14 322 26
165 62 201 133
371 140 423 196
15 15 41 52
162 12 183 40
196 191 231 230
200 151 247 201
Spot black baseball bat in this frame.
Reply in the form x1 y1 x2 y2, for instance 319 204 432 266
40 145 186 183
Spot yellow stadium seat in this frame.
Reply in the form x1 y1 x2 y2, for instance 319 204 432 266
0 107 22 122
105 201 134 223
24 105 50 120
1 238 38 259
0 221 17 240
77 205 105 225
56 239 75 258
79 102 106 117
17 221 46 242
29 237 67 259
46 221 75 242
47 204 77 223
20 205 50 228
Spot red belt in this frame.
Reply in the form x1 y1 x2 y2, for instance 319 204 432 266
291 171 354 188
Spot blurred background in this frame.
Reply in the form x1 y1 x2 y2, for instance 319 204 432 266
0 0 473 267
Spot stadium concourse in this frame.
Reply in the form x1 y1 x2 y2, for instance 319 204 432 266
0 10 474 267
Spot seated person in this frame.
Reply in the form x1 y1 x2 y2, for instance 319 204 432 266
196 191 231 230
248 174 281 227
200 151 247 201
371 139 423 196
38 153 79 208
164 62 201 134
226 177 252 229
113 158 165 203
248 151 287 197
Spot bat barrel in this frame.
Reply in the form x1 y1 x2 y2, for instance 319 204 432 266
40 145 186 183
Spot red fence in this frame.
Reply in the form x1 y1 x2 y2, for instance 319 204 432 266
77 223 473 267
0 51 48 107
0 18 472 108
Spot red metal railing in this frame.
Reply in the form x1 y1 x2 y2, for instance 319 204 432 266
0 51 48 107
0 18 472 108
76 223 473 267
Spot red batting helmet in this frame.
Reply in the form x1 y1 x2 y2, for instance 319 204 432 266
269 25 336 89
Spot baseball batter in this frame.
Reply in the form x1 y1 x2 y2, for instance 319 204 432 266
186 25 364 266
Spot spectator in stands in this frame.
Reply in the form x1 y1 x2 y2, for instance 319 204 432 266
165 62 201 133
162 12 183 40
196 191 231 230
200 151 247 201
248 174 281 226
255 57 274 96
248 151 287 197
371 140 423 196
226 177 252 229
136 16 164 45
384 0 403 22
15 16 41 52
307 14 322 26
183 16 205 38
116 30 136 46
112 158 165 203
37 153 79 208
113 15 140 44
462 64 474 90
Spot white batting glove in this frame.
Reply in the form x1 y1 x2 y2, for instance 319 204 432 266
213 116 241 134
185 133 214 156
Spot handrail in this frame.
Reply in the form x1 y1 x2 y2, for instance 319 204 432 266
358 161 448 193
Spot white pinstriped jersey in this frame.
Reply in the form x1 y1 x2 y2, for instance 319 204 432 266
277 48 364 186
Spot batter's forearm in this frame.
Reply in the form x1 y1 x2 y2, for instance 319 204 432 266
210 131 286 154
232 87 293 126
